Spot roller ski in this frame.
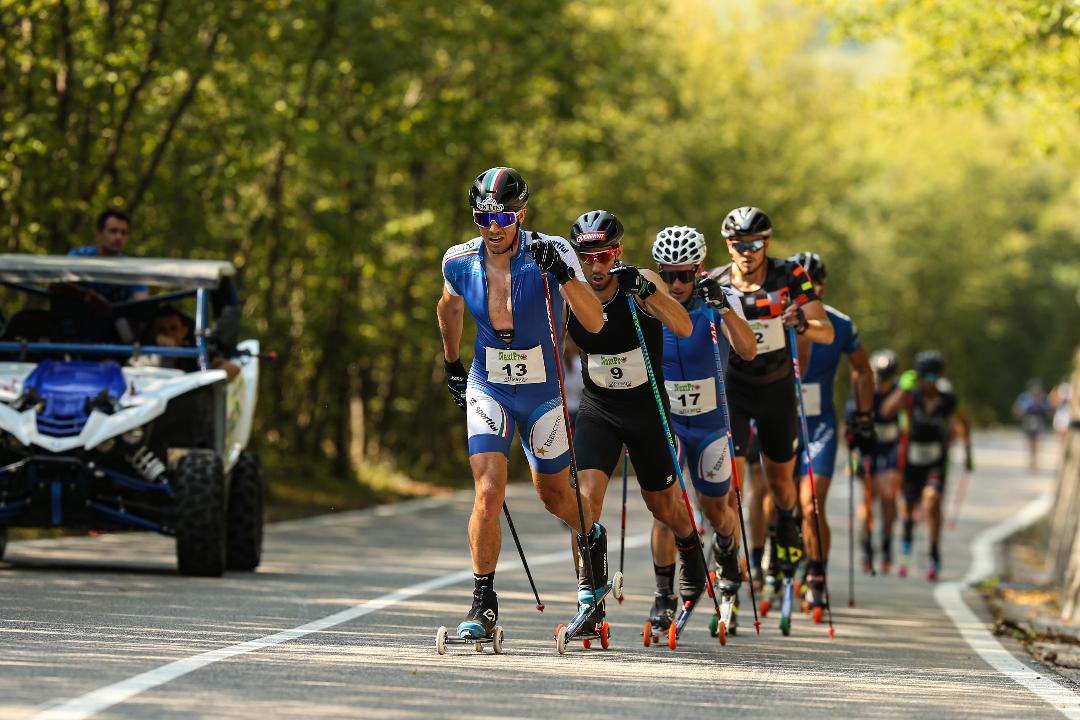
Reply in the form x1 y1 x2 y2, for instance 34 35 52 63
436 587 505 655
775 511 803 637
898 538 912 578
642 592 677 646
803 563 829 625
648 536 709 650
708 535 744 645
758 532 781 617
709 579 740 645
555 572 624 654
557 523 621 654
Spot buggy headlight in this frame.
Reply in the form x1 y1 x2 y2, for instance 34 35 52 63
122 427 145 445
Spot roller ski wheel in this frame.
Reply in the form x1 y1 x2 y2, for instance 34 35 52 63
717 618 727 646
555 624 568 654
436 626 448 655
801 598 810 615
668 621 679 650
643 620 654 647
760 598 771 617
780 616 791 636
709 614 719 638
436 623 504 655
927 562 939 582
600 622 610 650
898 563 908 578
812 606 824 624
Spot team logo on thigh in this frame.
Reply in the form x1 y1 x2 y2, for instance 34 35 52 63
467 391 510 438
699 439 732 484
527 400 568 458
807 424 835 461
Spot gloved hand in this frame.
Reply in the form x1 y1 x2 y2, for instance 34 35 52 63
782 302 808 333
695 275 730 313
528 240 575 285
899 369 917 392
609 264 657 298
444 357 467 411
849 411 876 457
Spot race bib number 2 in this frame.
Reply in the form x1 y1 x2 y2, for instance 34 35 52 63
750 317 786 353
485 345 547 385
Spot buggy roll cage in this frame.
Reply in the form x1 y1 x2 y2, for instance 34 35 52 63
0 255 240 371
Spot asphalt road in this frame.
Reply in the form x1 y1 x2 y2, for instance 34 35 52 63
2 431 1076 719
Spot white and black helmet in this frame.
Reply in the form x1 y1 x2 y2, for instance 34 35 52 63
721 206 772 239
652 226 706 265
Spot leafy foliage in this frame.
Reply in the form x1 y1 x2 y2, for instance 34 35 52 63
1 0 1077 495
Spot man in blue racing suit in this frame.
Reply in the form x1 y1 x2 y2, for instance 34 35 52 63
789 252 874 616
437 167 605 640
646 226 757 630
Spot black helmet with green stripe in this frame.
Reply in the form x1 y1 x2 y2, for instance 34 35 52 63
469 167 529 212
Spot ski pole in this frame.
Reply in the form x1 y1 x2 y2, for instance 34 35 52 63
848 447 855 607
617 448 628 603
861 451 876 574
786 322 836 639
947 465 970 532
624 293 723 623
502 502 545 611
535 258 599 609
707 317 762 635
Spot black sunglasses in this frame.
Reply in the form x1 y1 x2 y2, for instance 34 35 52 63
659 269 697 285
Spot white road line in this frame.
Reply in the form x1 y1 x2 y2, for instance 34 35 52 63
32 534 651 720
934 492 1080 719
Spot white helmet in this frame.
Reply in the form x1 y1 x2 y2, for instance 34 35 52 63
652 226 706 265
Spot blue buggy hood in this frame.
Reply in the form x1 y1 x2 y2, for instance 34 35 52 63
22 360 127 437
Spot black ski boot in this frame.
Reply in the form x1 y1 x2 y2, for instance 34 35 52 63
776 508 805 576
577 523 609 629
648 592 677 630
713 533 743 590
676 534 707 604
805 560 828 624
457 586 498 639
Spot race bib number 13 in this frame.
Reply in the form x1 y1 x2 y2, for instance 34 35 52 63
485 345 547 385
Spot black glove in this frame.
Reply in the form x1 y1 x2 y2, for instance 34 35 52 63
528 240 575 285
444 357 467 411
695 275 730 313
849 412 876 457
608 264 656 298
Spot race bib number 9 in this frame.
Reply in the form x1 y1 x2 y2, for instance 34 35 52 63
908 441 943 466
749 317 785 353
665 379 717 416
800 383 822 417
485 345 547 385
587 349 648 389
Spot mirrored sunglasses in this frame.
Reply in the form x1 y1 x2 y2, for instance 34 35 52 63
580 246 620 264
473 211 519 228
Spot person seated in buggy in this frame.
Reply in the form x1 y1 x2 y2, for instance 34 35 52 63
130 304 240 380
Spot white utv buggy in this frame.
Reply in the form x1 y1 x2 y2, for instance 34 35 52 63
0 256 264 576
